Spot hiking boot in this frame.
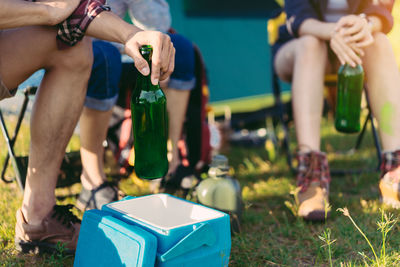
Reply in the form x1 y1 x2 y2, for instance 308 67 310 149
379 150 400 208
295 151 331 221
15 204 80 254
76 181 124 211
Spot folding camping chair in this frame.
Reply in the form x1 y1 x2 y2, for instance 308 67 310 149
267 10 382 175
0 70 82 193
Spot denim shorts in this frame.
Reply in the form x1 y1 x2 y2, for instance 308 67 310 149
85 33 196 111
168 33 196 91
85 40 122 111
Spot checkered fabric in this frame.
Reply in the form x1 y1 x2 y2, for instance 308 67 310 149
25 0 110 49
296 151 331 193
56 0 110 49
380 150 400 180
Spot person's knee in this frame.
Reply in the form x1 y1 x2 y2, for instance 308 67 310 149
54 37 93 75
296 35 327 57
365 32 392 55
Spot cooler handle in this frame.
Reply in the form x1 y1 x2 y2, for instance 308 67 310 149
160 222 216 262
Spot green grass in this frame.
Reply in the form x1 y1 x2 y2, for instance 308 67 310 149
0 113 399 266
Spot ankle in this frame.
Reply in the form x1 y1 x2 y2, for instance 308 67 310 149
21 202 53 226
380 149 400 176
80 173 105 190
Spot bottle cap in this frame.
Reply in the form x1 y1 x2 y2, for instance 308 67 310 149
210 154 228 168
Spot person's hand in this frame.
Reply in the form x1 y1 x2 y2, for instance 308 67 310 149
335 14 373 48
124 31 175 85
378 0 393 5
330 14 373 67
330 29 364 67
36 0 81 25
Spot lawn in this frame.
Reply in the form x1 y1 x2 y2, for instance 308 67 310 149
0 109 399 266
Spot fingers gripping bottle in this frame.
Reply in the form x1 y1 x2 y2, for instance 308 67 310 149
335 64 364 133
131 45 169 179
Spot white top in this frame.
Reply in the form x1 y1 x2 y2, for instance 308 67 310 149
107 0 171 32
105 0 171 52
325 0 349 22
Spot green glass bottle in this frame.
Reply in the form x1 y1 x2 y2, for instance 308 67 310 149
131 45 168 179
335 64 364 133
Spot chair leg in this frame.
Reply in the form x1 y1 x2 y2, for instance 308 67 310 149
0 87 33 192
369 109 382 172
364 86 382 172
354 110 370 150
0 111 24 192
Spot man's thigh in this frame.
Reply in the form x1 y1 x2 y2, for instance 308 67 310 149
0 26 59 89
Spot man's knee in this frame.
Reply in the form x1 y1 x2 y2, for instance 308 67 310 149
296 35 327 57
54 37 93 74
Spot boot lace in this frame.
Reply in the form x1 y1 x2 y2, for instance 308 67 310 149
297 151 330 192
380 150 400 177
51 204 81 228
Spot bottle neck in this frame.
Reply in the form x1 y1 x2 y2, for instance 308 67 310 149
137 48 159 91
137 71 159 91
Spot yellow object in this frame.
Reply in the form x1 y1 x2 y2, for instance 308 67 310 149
267 12 286 46
128 147 135 166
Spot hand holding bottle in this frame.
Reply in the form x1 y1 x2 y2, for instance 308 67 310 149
335 14 374 47
330 14 373 67
124 31 175 85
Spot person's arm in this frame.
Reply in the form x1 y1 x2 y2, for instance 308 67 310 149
0 0 80 29
362 0 394 34
298 18 336 40
86 11 175 86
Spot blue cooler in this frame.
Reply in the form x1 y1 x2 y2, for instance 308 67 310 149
74 194 231 266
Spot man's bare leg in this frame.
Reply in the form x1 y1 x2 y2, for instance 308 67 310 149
163 87 190 174
79 107 113 190
0 26 92 225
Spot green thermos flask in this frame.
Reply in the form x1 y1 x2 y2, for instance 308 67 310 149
196 154 243 233
335 64 364 133
131 45 169 179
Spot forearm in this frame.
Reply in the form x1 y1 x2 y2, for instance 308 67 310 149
0 0 49 29
298 18 336 40
85 11 142 45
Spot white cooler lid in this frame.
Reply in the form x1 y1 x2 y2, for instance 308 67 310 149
106 194 224 230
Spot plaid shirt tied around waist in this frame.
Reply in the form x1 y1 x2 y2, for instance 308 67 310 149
57 0 110 49
26 0 110 49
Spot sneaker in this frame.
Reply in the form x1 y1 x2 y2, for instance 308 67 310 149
15 204 80 254
295 151 331 221
379 150 400 208
76 181 124 211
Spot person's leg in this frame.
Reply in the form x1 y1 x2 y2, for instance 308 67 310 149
275 35 328 152
77 40 122 210
362 32 400 151
79 107 113 190
163 87 190 174
79 40 122 190
0 26 93 225
362 32 400 208
162 33 196 176
274 35 331 220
